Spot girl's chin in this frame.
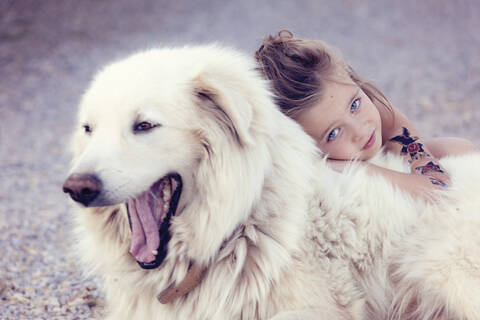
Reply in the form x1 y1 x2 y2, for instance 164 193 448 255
359 147 380 161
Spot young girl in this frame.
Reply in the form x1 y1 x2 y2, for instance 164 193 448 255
255 30 478 197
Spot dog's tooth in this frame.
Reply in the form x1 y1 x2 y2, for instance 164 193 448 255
163 184 171 200
152 250 158 256
162 184 171 206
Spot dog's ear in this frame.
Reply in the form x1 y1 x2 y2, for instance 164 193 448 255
193 74 253 146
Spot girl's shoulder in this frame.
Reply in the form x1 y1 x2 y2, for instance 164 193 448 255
377 103 416 144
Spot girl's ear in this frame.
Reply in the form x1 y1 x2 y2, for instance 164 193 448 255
192 73 253 147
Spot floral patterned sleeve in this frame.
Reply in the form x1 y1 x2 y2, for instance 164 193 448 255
387 127 449 188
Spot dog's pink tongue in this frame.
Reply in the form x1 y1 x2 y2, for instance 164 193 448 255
128 192 160 263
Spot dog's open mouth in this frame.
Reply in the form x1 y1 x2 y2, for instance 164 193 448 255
126 173 182 269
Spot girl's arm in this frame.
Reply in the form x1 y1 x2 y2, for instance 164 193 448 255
386 126 449 186
328 159 446 199
380 105 450 188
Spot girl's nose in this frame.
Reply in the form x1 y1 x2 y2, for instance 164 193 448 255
351 125 363 142
352 134 362 143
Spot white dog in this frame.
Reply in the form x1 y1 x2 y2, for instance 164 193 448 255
63 45 480 320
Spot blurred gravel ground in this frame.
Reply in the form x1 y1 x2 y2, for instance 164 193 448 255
0 0 479 319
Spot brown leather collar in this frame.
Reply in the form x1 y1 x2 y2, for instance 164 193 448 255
157 262 207 304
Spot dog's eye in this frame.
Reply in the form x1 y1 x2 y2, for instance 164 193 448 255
134 121 158 132
83 124 92 134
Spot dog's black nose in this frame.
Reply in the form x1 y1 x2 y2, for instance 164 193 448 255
63 174 102 206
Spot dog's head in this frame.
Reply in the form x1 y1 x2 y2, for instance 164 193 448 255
63 46 277 268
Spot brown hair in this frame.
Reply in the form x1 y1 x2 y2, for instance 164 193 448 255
255 30 393 119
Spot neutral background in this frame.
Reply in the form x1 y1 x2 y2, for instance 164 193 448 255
1 0 479 318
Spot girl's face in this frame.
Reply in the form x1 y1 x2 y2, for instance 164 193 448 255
296 79 382 160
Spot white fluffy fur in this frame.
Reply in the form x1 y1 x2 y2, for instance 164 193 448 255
67 45 480 320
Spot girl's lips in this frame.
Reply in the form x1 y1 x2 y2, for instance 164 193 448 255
363 131 376 150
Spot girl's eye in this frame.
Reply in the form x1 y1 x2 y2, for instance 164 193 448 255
350 98 360 113
134 121 157 132
327 128 340 142
83 124 91 133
